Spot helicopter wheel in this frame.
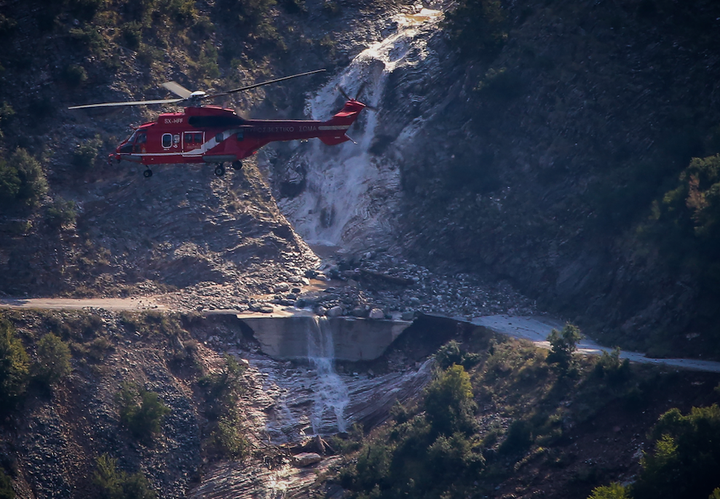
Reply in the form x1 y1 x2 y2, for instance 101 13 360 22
143 169 153 178
214 163 226 177
232 160 243 171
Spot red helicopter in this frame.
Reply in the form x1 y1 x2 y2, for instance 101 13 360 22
69 69 368 177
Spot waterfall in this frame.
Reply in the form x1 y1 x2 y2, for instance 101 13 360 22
307 317 349 434
277 8 444 253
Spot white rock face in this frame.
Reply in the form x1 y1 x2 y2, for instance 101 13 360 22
277 8 445 254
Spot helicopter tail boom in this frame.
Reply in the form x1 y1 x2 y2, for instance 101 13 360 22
318 100 366 145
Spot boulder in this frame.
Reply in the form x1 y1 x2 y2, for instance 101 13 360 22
293 452 322 467
369 308 385 319
327 305 343 317
401 310 415 321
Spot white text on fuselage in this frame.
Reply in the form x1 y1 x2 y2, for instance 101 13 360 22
249 125 318 133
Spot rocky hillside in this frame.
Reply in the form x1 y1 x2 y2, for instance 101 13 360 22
267 0 720 357
390 0 720 356
0 0 400 307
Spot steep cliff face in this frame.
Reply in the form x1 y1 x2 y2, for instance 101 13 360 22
272 0 720 356
400 0 720 355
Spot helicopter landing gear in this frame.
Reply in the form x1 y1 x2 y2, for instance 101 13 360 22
143 168 153 178
214 163 226 177
232 160 243 171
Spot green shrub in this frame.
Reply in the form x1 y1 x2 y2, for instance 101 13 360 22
34 333 72 386
0 316 30 411
0 149 47 208
423 364 477 437
86 336 112 362
196 41 220 79
93 454 156 499
546 324 583 375
210 413 249 459
136 44 163 65
435 340 482 370
61 64 88 87
443 0 507 60
121 22 142 50
632 404 720 499
116 383 171 441
593 347 631 386
499 419 533 455
199 354 246 420
0 101 14 138
0 159 21 206
73 135 103 171
45 198 77 229
167 0 197 23
427 432 484 480
67 0 104 21
587 482 630 499
642 154 720 294
68 26 106 53
0 14 17 38
0 468 14 499
120 311 184 338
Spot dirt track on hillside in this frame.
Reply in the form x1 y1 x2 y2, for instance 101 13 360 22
3 297 720 373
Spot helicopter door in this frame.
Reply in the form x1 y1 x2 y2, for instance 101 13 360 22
183 131 204 153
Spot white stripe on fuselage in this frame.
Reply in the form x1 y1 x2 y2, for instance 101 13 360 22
127 124 349 158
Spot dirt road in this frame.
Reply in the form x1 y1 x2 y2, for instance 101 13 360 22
0 296 167 311
2 298 719 373
473 315 720 373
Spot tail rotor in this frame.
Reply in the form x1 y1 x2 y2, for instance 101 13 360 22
336 82 378 111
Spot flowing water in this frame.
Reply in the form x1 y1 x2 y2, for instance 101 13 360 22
307 317 349 434
278 8 444 254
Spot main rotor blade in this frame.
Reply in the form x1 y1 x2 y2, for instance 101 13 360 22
68 98 184 110
355 82 367 100
207 69 326 98
162 81 193 99
336 85 352 102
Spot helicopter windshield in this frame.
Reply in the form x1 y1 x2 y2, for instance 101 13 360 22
119 130 147 154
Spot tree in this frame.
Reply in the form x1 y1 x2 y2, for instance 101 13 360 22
0 469 14 499
34 333 71 386
117 383 171 442
632 404 720 499
546 324 583 374
0 158 21 206
0 316 30 411
423 364 477 437
9 148 47 207
93 454 156 499
587 482 630 499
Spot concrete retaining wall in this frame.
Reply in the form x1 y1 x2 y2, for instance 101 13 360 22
238 315 410 361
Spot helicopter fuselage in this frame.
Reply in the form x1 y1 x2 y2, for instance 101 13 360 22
112 101 365 170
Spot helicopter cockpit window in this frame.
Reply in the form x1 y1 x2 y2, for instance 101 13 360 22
119 130 137 153
132 131 147 153
162 133 172 148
